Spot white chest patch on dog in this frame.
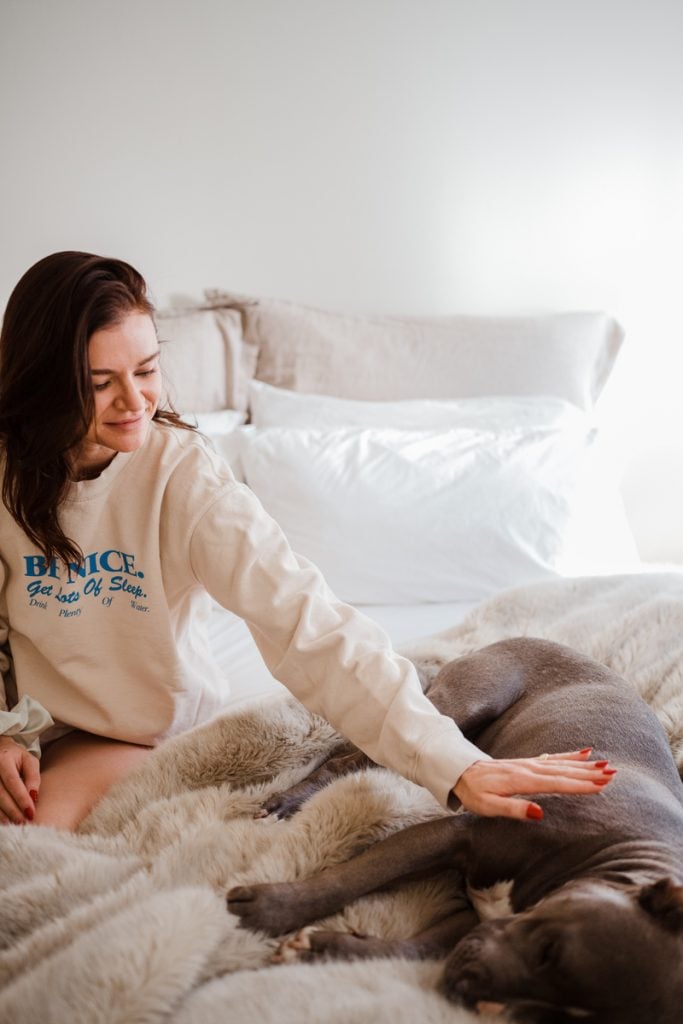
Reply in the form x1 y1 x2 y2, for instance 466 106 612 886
467 879 514 920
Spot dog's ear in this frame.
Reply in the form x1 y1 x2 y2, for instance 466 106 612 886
638 877 683 933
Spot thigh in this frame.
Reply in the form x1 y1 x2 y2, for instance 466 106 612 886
35 731 152 831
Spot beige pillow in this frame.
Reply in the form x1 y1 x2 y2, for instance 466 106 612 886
155 306 256 413
204 291 623 410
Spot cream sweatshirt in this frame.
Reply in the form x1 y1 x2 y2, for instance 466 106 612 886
0 423 487 807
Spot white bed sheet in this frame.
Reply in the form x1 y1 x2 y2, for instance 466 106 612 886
207 600 477 707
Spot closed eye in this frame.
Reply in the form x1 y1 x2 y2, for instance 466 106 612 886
93 368 158 392
535 933 562 971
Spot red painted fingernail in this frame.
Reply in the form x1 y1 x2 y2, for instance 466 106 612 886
579 747 592 755
29 790 39 804
526 804 544 820
24 807 34 821
594 760 609 768
603 768 617 776
594 779 611 786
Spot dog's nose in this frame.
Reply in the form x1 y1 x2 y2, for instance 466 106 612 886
441 963 487 1008
453 977 481 1009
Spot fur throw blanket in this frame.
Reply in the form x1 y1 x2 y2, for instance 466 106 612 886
1 571 682 1024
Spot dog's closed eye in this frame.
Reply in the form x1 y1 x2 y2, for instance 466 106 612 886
535 934 561 969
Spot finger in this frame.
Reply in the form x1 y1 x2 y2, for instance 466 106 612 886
517 773 614 795
536 749 594 762
0 766 35 821
466 763 616 794
527 760 613 778
20 752 41 802
469 794 544 820
0 788 29 825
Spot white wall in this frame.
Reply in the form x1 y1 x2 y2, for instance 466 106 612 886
1 0 682 560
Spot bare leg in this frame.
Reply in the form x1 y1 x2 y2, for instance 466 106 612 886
34 731 152 831
228 814 467 936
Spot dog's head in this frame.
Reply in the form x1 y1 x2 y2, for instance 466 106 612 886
442 877 683 1023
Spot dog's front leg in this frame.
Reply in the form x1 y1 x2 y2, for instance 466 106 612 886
262 743 373 819
279 902 480 963
227 814 469 936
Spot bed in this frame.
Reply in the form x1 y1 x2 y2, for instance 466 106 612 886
1 294 680 1023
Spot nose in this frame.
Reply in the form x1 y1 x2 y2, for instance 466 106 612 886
114 375 146 413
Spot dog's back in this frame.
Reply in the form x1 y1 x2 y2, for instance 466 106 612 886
428 638 683 901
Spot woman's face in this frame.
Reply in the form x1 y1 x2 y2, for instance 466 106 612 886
72 311 162 478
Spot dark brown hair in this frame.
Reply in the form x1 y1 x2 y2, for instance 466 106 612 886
0 251 190 567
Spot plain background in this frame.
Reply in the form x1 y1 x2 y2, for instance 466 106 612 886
1 0 681 561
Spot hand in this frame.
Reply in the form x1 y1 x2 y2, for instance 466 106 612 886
452 749 615 820
0 736 40 825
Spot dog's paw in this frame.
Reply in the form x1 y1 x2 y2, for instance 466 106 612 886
271 928 314 963
226 882 308 937
252 806 286 823
260 791 309 820
282 928 382 962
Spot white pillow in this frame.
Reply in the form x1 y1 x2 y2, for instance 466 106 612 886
182 409 246 478
238 413 613 604
249 380 583 431
247 382 640 578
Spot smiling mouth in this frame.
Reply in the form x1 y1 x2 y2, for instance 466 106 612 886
107 416 145 429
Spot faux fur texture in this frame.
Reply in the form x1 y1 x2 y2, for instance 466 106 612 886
1 572 682 1023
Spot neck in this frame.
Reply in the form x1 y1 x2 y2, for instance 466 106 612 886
69 444 117 481
512 838 683 911
71 453 117 481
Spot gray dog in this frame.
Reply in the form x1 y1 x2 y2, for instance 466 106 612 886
228 638 683 1023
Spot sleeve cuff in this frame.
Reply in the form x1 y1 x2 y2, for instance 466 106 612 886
0 695 54 758
413 722 492 810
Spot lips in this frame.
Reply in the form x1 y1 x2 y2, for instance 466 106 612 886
106 415 145 429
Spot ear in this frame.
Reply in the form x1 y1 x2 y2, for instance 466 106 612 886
638 877 683 933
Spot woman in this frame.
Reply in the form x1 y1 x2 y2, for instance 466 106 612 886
0 252 613 830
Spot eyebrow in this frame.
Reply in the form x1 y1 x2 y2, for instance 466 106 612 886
90 349 161 376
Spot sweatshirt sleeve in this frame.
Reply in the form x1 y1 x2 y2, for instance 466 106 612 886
0 563 54 756
0 694 54 757
188 481 489 808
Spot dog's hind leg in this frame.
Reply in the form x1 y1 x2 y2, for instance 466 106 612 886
425 643 528 737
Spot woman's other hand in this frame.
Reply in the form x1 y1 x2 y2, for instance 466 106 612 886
452 748 616 820
0 736 40 824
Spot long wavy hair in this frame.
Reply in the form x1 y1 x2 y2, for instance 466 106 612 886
0 251 190 567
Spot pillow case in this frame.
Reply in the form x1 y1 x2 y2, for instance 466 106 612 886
156 306 255 414
246 382 639 582
207 291 623 410
249 380 583 431
237 413 614 604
